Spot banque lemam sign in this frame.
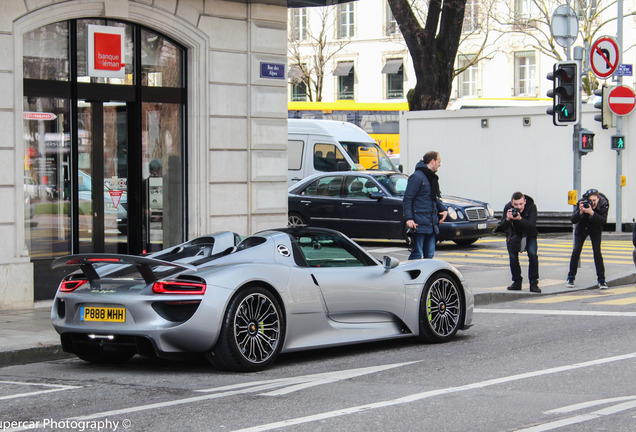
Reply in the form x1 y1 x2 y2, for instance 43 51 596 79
87 25 126 79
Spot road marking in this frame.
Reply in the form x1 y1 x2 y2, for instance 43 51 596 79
4 362 414 428
231 352 636 432
594 297 636 305
0 380 81 401
195 362 420 396
516 396 636 431
476 308 636 317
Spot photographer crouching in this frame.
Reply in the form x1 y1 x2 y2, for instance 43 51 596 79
566 189 609 289
497 192 540 293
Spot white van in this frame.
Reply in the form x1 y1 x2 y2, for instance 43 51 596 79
288 119 400 185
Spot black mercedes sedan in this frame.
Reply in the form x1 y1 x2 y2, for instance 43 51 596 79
288 171 498 246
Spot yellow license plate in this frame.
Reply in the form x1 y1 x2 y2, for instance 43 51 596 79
81 306 126 322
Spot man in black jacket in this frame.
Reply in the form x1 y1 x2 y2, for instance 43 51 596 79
498 192 540 293
566 189 609 289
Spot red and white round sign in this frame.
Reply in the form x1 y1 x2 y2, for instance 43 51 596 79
590 37 620 78
608 85 636 116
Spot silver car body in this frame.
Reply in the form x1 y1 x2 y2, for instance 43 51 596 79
51 228 473 369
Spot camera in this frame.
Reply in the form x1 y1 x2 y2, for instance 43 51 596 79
581 199 590 209
510 208 519 217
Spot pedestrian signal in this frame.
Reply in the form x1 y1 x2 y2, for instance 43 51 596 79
611 135 625 150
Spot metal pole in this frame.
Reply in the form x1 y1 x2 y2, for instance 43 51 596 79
615 0 624 232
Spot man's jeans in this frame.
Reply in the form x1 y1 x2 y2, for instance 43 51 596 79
507 236 539 282
568 231 605 282
408 232 436 260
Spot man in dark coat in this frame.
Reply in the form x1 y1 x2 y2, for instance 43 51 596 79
566 189 609 289
498 191 540 293
403 151 448 259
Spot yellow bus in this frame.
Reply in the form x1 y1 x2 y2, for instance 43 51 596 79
288 101 408 154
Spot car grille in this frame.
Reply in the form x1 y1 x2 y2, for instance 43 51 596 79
465 207 488 221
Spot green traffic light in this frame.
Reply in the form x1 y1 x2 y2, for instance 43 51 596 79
617 138 624 148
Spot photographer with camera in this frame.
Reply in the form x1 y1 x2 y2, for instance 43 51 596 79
566 189 609 289
497 192 540 293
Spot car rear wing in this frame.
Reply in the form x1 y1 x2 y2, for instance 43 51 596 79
52 254 196 284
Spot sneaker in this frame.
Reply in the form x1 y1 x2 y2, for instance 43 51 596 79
507 281 522 291
566 278 575 288
599 282 609 290
529 281 541 293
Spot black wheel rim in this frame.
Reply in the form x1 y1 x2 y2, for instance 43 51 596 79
425 277 461 337
233 293 281 364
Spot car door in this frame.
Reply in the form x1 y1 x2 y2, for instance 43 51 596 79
292 175 344 231
294 231 406 320
336 175 395 239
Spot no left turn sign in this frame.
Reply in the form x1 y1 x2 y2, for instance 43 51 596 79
608 85 636 116
590 37 620 78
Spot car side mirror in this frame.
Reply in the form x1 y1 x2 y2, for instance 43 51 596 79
370 192 384 201
398 164 403 173
383 255 399 271
337 161 350 171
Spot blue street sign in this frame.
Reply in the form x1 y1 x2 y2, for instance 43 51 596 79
260 62 285 79
616 64 633 77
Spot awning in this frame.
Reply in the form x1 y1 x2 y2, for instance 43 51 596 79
287 0 356 8
332 61 354 76
381 59 403 74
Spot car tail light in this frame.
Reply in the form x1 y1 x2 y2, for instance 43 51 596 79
59 278 88 292
152 280 206 295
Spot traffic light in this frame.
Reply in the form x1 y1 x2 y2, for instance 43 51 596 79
593 85 613 129
611 134 625 150
580 129 594 152
546 61 580 126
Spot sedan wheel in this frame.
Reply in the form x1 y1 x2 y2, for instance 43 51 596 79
207 287 284 372
418 273 463 342
288 212 306 227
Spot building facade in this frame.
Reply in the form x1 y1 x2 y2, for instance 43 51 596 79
287 0 636 106
2 0 297 310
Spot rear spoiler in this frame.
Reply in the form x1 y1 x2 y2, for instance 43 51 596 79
52 254 196 284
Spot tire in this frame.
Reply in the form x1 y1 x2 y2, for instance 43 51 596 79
76 351 134 364
207 286 285 372
288 212 306 227
453 238 478 246
417 272 463 343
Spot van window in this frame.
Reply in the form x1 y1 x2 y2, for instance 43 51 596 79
313 143 347 172
340 141 396 171
288 140 304 170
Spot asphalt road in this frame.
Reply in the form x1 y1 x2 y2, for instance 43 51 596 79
2 290 636 432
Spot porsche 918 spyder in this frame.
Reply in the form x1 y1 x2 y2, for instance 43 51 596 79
51 227 473 371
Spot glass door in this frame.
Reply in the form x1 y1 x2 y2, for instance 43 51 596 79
77 100 129 253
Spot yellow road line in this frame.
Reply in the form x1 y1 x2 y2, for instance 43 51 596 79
523 294 600 304
593 297 636 305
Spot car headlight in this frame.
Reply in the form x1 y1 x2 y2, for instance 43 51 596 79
446 206 457 220
487 203 494 218
456 209 465 220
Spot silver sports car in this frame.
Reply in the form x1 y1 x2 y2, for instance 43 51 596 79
51 227 474 371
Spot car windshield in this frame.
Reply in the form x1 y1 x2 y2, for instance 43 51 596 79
339 141 398 171
375 173 408 197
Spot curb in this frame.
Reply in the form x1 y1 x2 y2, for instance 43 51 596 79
0 345 71 368
474 272 636 306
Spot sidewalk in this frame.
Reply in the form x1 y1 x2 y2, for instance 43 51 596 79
1 246 634 367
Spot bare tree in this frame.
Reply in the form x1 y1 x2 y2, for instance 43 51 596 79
387 0 468 110
288 7 350 102
454 0 506 83
495 0 636 95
